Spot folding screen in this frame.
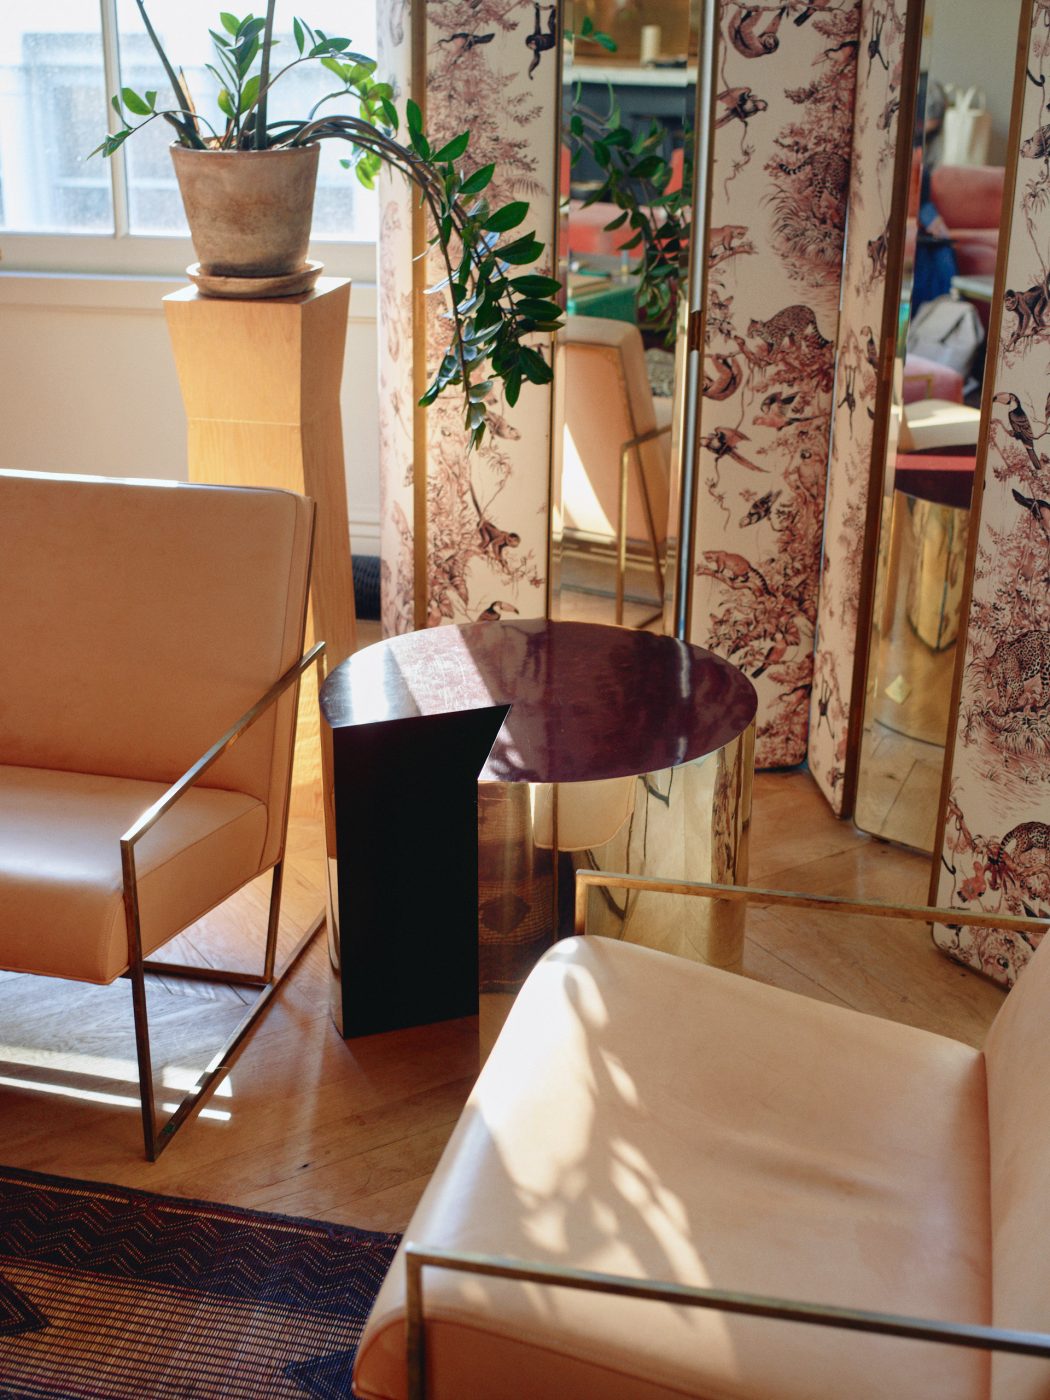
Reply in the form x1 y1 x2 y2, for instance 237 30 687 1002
808 0 910 813
378 1 558 634
933 0 1050 983
690 0 861 768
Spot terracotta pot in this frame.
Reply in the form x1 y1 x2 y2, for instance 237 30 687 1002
170 143 320 278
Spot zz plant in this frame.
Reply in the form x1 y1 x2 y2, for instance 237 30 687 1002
94 1 563 447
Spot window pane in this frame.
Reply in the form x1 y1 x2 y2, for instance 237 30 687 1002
0 5 115 233
116 1 378 242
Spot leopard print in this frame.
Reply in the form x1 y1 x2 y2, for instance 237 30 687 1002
987 630 1050 715
747 304 830 353
1000 821 1050 859
776 149 850 202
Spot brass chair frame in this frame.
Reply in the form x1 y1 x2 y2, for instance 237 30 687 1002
399 871 1050 1398
615 421 671 628
121 638 326 1160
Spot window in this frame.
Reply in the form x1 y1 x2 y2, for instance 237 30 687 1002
0 1 379 275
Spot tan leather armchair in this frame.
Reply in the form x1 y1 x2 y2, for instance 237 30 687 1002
0 470 320 1158
355 878 1050 1399
561 315 671 624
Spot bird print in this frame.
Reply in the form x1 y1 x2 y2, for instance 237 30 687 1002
740 489 782 527
700 426 767 473
437 30 495 57
994 392 1045 475
1012 488 1050 540
859 324 879 372
715 87 769 130
478 600 520 622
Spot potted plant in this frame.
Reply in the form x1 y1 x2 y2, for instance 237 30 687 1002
95 1 563 446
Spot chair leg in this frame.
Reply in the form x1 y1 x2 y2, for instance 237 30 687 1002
129 953 160 1162
126 856 320 1160
262 860 284 984
633 450 666 610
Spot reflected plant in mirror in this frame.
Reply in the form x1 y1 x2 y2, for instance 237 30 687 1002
568 17 691 343
566 65 690 341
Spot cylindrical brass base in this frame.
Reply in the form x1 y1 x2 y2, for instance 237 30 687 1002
477 722 755 990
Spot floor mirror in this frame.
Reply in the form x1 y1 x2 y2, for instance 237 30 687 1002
854 0 1022 853
551 0 701 630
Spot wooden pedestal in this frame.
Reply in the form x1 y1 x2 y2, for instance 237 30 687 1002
165 278 357 841
164 277 357 673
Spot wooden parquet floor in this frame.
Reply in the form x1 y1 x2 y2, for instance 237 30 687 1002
0 622 1004 1232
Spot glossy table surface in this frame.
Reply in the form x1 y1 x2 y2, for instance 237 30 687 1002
320 618 757 784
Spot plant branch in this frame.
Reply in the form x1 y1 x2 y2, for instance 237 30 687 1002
255 0 276 149
134 0 204 147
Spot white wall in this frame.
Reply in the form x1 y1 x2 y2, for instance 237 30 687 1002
929 0 1022 166
0 273 381 554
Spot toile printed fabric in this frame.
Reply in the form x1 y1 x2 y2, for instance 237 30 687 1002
377 0 557 636
691 0 861 769
934 0 1050 986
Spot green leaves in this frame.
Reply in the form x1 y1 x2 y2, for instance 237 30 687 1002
576 15 618 51
91 2 564 449
460 162 494 195
510 274 561 296
432 130 469 162
496 232 545 265
566 98 690 343
120 86 154 116
483 200 528 232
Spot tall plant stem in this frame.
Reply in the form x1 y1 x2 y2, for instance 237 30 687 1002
255 0 277 149
134 0 204 147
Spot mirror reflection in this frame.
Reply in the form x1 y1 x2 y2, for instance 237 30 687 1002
854 0 1020 852
554 0 696 629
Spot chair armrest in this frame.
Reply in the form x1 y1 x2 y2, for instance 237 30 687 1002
402 1245 1050 1399
621 421 672 456
573 870 1050 941
120 640 326 851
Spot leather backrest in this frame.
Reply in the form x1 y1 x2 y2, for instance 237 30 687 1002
561 315 671 547
0 471 313 870
983 929 1050 1398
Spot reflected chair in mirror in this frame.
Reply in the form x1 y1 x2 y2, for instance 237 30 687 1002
0 471 321 1159
354 876 1050 1400
560 314 671 625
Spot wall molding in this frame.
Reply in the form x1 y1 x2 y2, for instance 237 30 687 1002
0 271 378 321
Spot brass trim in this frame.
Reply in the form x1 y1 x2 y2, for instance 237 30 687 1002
573 869 1050 940
672 0 720 643
121 637 326 1160
616 423 671 625
403 1245 1050 1399
927 0 1036 907
838 0 927 820
545 1 568 621
411 0 429 631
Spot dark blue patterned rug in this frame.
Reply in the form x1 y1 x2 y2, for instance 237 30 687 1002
0 1165 398 1398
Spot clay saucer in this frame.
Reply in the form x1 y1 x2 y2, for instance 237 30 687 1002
186 259 324 299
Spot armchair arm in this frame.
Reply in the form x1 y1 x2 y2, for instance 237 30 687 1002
118 639 326 984
402 1245 1050 1400
120 640 326 850
573 870 1050 941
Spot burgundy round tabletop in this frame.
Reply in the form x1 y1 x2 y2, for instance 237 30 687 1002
320 618 757 784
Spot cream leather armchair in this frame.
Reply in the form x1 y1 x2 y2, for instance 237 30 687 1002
0 471 320 1158
355 878 1050 1400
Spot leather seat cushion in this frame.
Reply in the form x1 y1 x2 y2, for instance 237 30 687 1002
0 765 267 984
355 936 991 1400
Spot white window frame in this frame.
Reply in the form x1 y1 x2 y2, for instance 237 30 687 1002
0 0 377 285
